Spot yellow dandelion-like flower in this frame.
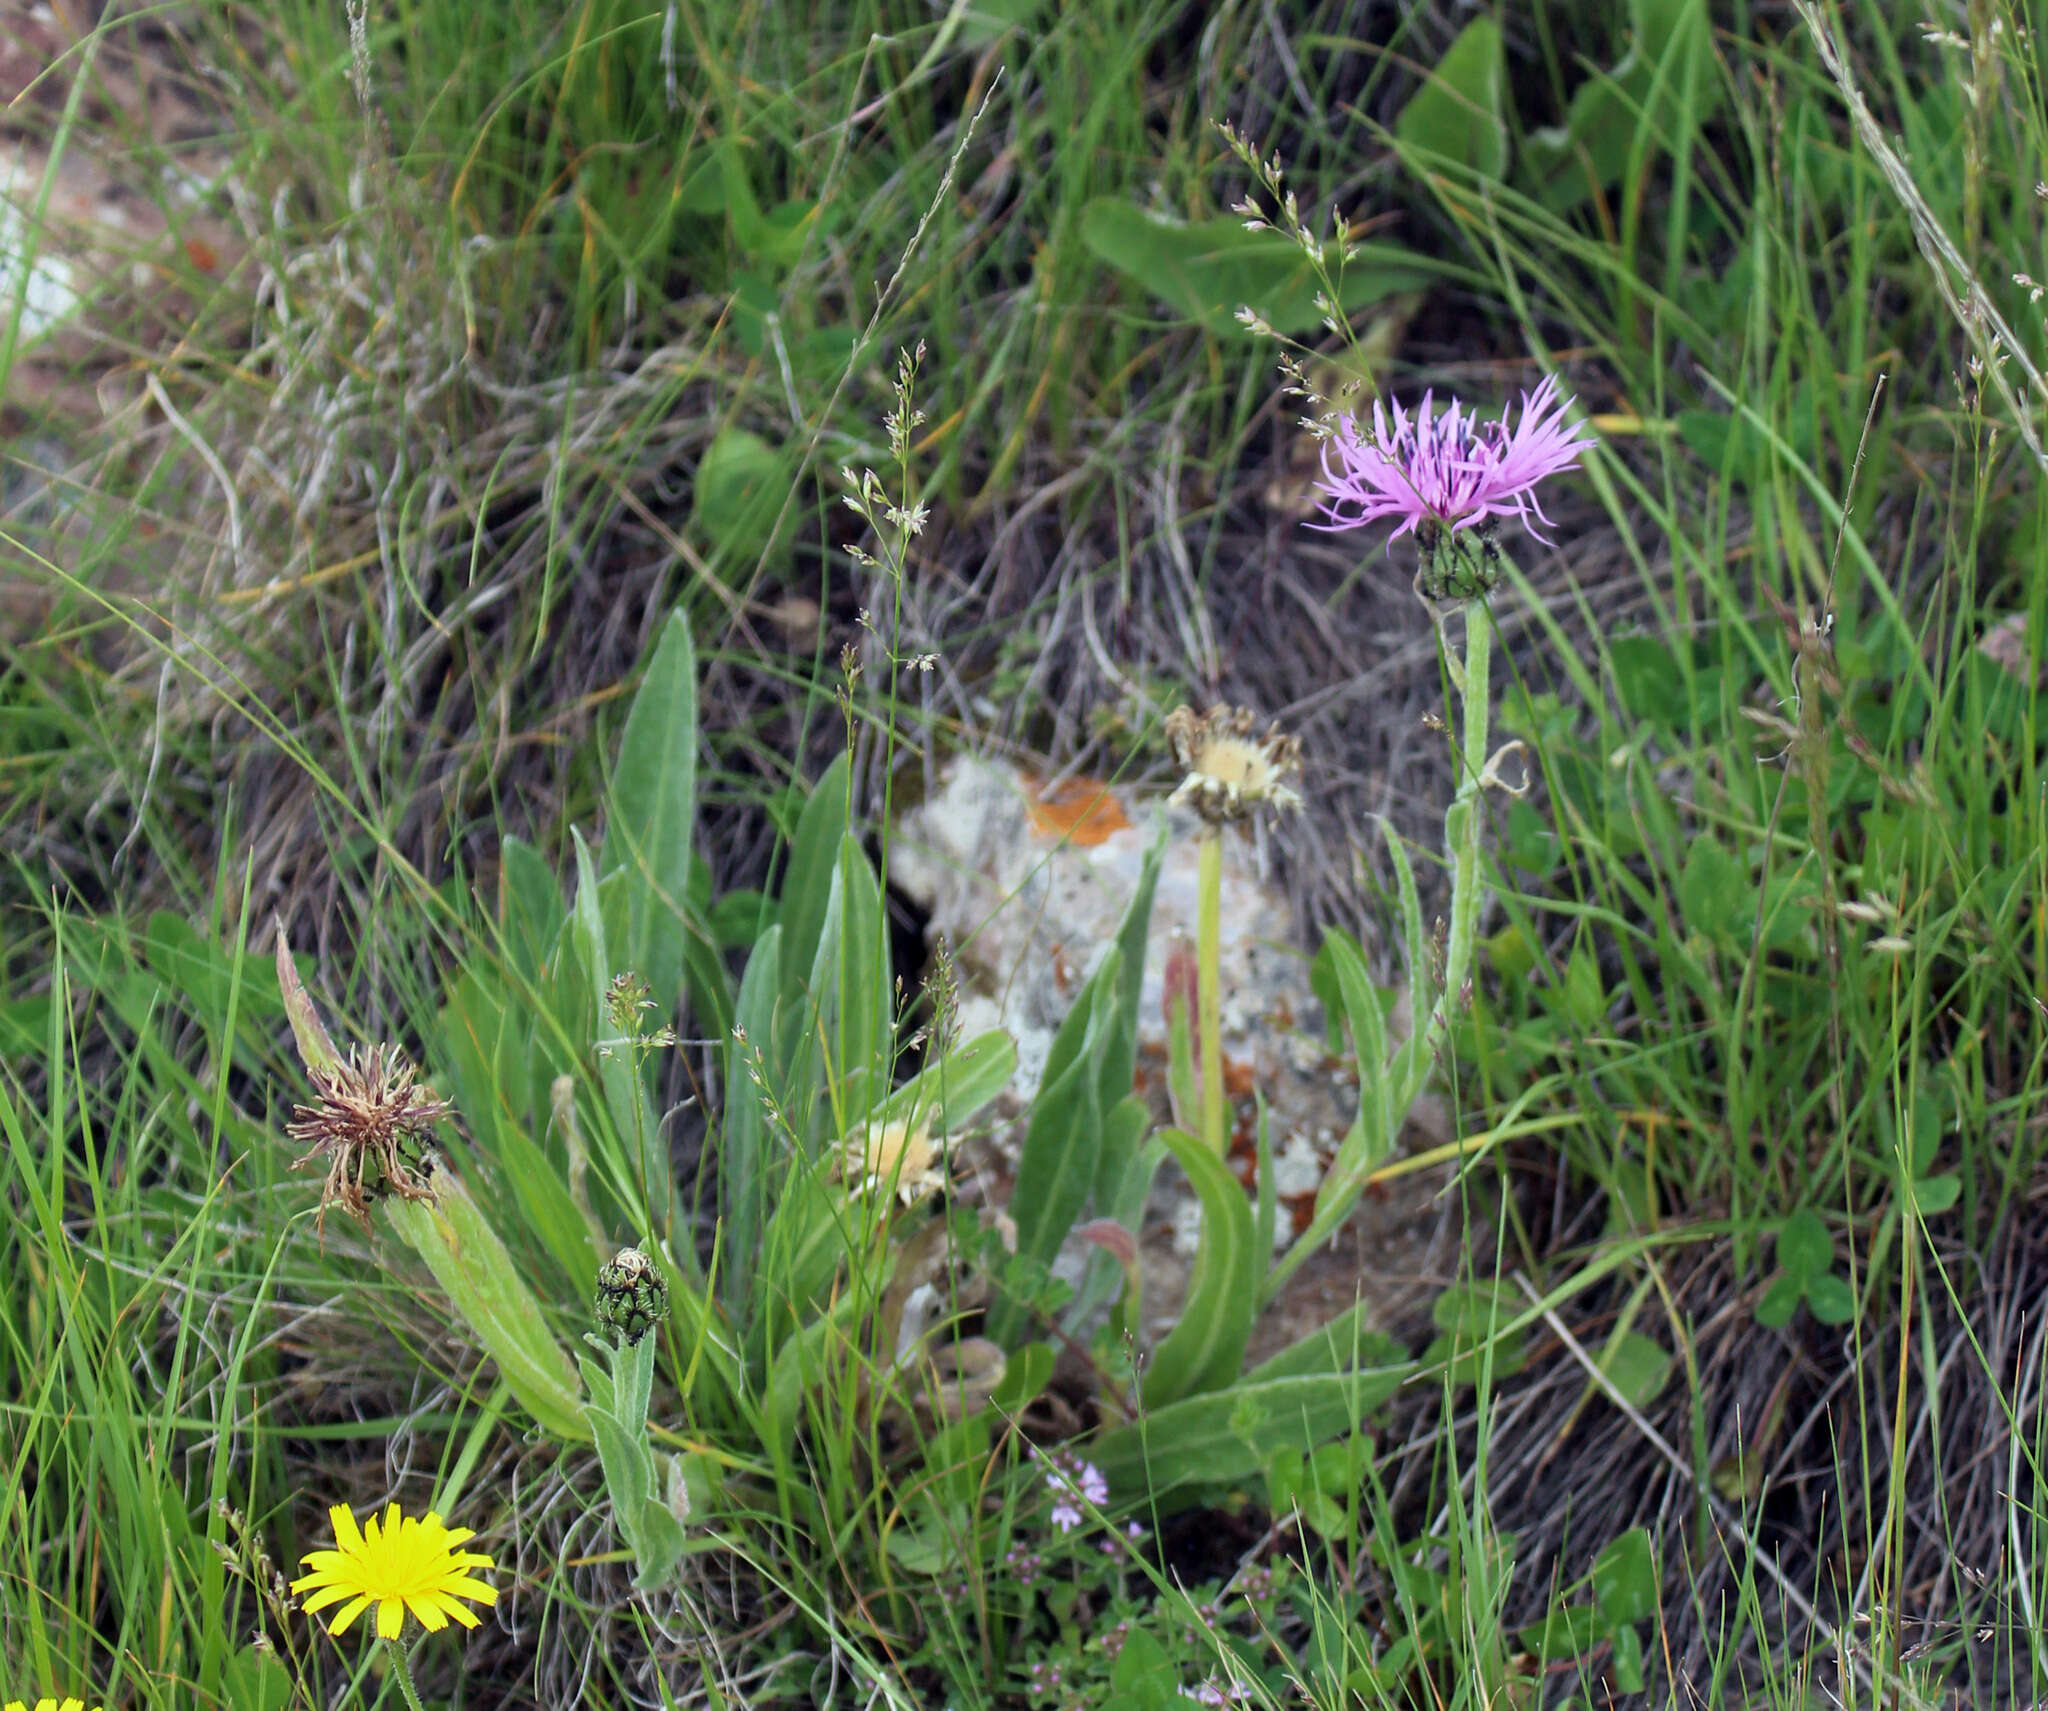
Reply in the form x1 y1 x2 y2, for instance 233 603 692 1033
1165 704 1303 828
840 1116 947 1207
5 1696 100 1711
291 1502 498 1641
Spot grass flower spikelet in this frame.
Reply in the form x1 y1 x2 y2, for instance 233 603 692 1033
1313 374 1591 546
292 1501 498 1641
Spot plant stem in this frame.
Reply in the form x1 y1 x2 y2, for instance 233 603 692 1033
382 1638 430 1711
1265 597 1496 1302
1440 601 1492 1033
1197 830 1226 1155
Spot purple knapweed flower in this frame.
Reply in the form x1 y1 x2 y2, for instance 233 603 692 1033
1315 375 1590 544
1314 376 1591 600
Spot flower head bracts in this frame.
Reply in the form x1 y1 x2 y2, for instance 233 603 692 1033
1165 705 1303 829
1313 375 1591 552
595 1246 671 1347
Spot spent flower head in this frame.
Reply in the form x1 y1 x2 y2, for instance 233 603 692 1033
1165 704 1303 829
287 1041 448 1232
291 1502 497 1642
840 1114 947 1208
1314 376 1591 599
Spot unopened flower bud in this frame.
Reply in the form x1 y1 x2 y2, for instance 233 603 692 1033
595 1246 670 1346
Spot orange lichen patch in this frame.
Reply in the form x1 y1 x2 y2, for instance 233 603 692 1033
1025 775 1130 847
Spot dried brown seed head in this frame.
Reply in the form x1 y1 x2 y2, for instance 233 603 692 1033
286 1042 448 1232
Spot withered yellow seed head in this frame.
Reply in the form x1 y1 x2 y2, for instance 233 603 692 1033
1165 704 1303 829
840 1116 947 1209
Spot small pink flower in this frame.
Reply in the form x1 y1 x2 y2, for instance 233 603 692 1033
1313 375 1591 546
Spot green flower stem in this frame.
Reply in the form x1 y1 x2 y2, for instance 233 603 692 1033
1264 601 1496 1303
1440 600 1491 1033
381 1637 429 1711
1197 829 1227 1155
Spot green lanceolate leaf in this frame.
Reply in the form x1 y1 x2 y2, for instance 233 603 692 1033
779 752 852 1019
1096 827 1165 1125
1093 1362 1410 1502
573 830 674 1239
720 926 782 1328
1078 200 1452 339
864 1028 1019 1141
601 611 698 1016
579 1333 686 1588
497 836 564 984
1064 831 1166 1331
1395 17 1507 179
754 1160 851 1363
1516 0 1717 214
585 1396 653 1539
1249 1304 1403 1383
765 753 852 1146
439 964 597 1293
384 1170 589 1442
1270 930 1401 1303
273 922 340 1077
985 954 1118 1346
1065 1096 1159 1336
1142 1127 1258 1408
814 834 894 1138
